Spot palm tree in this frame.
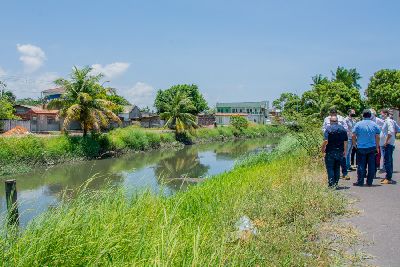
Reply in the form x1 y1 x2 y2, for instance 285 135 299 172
48 66 121 136
160 91 198 135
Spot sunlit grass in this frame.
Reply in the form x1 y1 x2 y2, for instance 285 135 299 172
0 136 347 266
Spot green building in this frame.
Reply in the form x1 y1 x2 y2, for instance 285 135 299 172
215 101 269 125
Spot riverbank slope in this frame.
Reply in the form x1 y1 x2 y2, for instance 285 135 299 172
0 125 286 176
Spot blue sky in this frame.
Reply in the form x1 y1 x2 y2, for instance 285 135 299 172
1 0 399 108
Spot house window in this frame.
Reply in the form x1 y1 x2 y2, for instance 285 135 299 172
239 109 242 112
47 117 56 125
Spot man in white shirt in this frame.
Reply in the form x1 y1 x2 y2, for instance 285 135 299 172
371 109 385 171
322 108 349 133
380 109 396 184
344 109 356 171
322 108 350 180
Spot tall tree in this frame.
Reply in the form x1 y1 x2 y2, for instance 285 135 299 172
366 69 400 110
272 92 301 116
331 66 362 90
48 66 121 136
0 99 17 119
160 91 198 134
155 84 208 114
311 74 329 87
302 81 362 118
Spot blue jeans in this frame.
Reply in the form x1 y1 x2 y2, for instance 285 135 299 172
356 147 376 185
383 144 395 180
380 145 385 170
346 139 353 170
325 150 342 187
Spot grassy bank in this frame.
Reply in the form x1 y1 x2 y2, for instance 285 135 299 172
0 136 348 266
0 125 285 176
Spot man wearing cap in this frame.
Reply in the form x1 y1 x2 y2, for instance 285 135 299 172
322 107 350 180
352 109 381 186
321 116 348 188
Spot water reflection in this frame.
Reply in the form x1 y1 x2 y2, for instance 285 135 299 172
0 137 278 226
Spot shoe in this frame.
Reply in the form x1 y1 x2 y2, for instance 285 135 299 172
348 167 356 171
353 182 363 186
342 175 351 180
378 169 386 174
380 179 393 185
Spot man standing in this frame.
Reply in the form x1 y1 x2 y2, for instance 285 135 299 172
344 109 356 171
322 108 350 180
380 109 396 184
352 109 381 186
321 116 348 188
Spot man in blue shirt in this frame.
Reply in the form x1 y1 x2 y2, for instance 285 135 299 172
352 109 381 186
321 116 348 188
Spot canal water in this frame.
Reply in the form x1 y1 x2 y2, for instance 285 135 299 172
0 138 278 226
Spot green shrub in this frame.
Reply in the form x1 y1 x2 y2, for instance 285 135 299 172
230 116 249 131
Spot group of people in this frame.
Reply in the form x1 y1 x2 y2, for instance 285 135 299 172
321 107 400 188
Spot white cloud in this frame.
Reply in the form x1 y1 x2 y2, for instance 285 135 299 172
17 44 46 73
0 67 6 77
120 82 155 108
5 72 58 99
91 62 130 78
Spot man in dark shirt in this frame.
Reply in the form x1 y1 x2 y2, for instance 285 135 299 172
321 116 348 187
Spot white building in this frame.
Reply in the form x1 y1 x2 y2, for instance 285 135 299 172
215 101 269 125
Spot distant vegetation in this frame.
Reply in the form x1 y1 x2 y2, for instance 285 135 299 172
273 67 400 122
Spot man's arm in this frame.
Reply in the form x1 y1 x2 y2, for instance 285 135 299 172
321 140 328 153
385 121 395 146
352 133 357 149
322 118 328 133
375 134 380 153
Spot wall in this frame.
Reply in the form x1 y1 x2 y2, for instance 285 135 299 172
0 120 31 132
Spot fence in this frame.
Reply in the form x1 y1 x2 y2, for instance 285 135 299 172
0 119 31 133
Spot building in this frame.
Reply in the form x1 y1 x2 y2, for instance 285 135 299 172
42 87 65 101
140 112 163 128
197 114 216 126
118 105 141 122
215 101 269 125
14 104 60 132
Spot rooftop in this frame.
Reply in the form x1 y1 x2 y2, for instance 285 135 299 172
42 87 65 96
216 101 268 108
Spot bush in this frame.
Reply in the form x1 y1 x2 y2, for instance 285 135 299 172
230 116 248 131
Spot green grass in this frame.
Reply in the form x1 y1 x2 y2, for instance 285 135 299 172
0 125 285 176
0 136 348 266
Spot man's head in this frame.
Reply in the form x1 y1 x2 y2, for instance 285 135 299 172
381 108 390 119
329 107 338 116
362 109 372 119
330 115 338 124
348 109 356 117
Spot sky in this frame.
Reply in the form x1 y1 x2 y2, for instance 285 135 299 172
1 0 400 108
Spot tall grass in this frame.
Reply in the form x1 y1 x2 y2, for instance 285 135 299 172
0 136 347 266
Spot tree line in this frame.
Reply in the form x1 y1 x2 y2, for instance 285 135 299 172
273 67 400 120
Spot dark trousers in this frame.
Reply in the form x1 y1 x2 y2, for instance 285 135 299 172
341 156 348 176
356 147 376 185
325 150 342 187
383 144 395 180
351 146 357 165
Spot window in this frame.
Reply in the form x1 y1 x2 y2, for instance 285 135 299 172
47 117 56 125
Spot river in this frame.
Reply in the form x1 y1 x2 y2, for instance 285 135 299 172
0 137 278 226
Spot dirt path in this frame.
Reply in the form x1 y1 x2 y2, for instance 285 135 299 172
341 140 400 266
